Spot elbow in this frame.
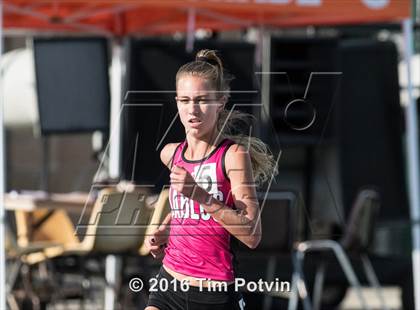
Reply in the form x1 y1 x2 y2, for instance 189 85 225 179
244 221 261 249
246 233 261 249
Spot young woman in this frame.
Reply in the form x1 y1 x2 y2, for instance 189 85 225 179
145 49 278 310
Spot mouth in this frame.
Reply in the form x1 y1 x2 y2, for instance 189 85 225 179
188 118 202 124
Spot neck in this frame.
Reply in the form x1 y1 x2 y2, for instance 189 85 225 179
185 130 223 160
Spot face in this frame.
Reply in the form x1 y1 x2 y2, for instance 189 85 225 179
176 75 224 139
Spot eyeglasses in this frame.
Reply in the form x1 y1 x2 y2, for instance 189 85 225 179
175 96 220 105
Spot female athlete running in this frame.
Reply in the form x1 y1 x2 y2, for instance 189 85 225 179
145 49 278 310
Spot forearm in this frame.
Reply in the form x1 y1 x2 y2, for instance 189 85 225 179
162 212 172 226
150 212 171 246
192 187 261 248
159 212 171 240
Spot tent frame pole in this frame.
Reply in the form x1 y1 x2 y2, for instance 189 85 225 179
0 0 6 308
108 40 123 180
402 17 420 310
186 8 196 53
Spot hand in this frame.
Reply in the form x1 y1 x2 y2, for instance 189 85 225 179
145 223 169 259
170 165 198 199
170 165 218 212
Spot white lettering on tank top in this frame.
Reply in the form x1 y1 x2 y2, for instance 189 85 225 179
171 163 225 221
193 163 218 194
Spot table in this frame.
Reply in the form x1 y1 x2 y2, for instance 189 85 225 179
5 191 94 212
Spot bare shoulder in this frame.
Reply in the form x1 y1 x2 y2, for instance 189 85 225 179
225 143 249 161
160 142 182 169
224 144 252 177
224 143 258 210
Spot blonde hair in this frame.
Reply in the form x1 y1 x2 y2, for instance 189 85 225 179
176 49 278 187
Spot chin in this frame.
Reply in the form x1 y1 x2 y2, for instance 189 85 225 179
186 129 209 139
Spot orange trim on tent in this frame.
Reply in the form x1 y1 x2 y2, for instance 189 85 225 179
3 0 411 35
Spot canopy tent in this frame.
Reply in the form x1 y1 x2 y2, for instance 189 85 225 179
0 1 417 310
3 1 411 35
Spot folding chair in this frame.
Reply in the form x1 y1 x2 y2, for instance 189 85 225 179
289 188 388 310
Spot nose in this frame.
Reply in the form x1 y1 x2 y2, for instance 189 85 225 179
187 100 200 114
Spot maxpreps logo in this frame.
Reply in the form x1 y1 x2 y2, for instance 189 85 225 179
251 0 390 9
361 0 390 9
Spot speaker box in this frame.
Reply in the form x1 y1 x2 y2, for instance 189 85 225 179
33 38 110 134
336 39 408 220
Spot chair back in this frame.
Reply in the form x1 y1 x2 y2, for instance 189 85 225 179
341 188 380 253
14 207 79 247
32 209 80 245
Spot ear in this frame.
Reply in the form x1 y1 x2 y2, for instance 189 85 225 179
217 95 227 112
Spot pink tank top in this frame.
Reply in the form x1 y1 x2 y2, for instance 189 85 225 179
162 138 236 281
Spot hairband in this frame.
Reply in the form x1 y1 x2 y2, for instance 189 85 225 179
196 56 219 67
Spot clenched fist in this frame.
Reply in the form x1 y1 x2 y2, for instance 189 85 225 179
170 165 199 199
145 223 169 259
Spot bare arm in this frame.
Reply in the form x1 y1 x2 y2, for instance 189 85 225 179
192 144 261 249
146 209 171 258
160 142 181 169
161 212 172 226
145 144 179 258
157 143 178 235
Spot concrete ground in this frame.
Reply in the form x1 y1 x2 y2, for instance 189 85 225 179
340 286 402 310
